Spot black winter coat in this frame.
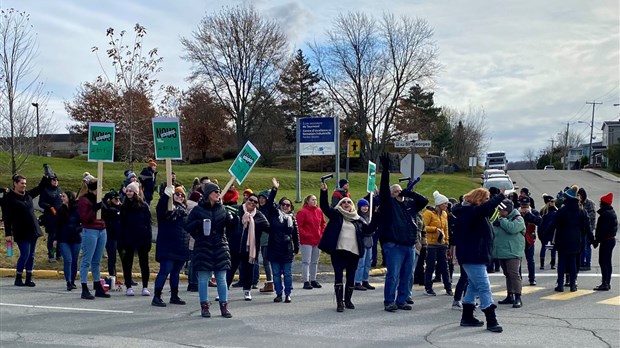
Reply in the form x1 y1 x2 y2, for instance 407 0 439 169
595 204 617 242
185 199 235 271
102 202 122 241
454 193 504 265
120 200 152 250
266 208 300 263
1 187 43 241
227 204 270 255
55 204 82 244
138 166 157 202
155 195 190 262
551 198 593 254
318 189 372 256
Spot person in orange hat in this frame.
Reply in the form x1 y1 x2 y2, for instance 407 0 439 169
592 193 617 291
139 159 158 205
242 188 253 203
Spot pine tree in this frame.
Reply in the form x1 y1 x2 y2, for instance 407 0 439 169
277 49 327 142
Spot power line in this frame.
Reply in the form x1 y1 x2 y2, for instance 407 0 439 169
595 85 619 101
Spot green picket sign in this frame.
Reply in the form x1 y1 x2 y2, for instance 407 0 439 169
152 118 182 160
88 122 115 162
367 161 377 193
229 141 261 185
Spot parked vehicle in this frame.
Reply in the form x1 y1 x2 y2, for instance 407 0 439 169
485 151 508 171
482 177 518 196
543 165 555 170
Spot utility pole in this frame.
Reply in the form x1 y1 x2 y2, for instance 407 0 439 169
549 139 555 165
31 102 40 156
585 101 602 165
564 122 570 170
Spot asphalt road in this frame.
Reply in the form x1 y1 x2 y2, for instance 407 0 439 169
1 169 618 347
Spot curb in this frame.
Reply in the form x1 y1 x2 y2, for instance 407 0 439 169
582 169 620 183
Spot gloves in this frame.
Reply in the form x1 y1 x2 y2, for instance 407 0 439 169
38 175 50 189
164 185 174 197
379 152 391 170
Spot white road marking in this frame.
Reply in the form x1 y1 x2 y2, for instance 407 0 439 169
0 303 133 314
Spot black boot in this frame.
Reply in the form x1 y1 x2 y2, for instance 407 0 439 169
482 304 503 333
219 301 232 318
24 272 36 287
460 303 484 327
66 281 73 291
152 288 166 307
94 281 110 298
512 293 523 308
14 273 25 286
170 287 186 305
200 301 211 318
344 286 355 309
81 283 95 300
334 283 344 312
498 293 514 305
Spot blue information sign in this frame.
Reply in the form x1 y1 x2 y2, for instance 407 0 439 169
299 117 336 156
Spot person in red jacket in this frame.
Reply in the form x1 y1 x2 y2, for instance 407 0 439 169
296 194 326 290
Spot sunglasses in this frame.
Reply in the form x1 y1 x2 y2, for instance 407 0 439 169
174 193 185 197
341 201 352 205
248 199 259 204
281 202 291 207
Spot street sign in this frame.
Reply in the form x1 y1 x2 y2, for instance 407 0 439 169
400 154 425 178
152 117 182 160
367 161 376 193
348 139 361 158
87 122 115 162
228 141 261 185
394 140 432 148
298 117 336 156
469 156 478 167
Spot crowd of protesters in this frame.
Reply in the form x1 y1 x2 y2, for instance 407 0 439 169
1 155 616 332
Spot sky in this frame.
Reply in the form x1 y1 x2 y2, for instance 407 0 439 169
2 0 619 161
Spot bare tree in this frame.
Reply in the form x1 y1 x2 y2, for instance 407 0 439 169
181 5 288 150
0 8 55 175
444 106 488 168
310 12 438 162
523 148 536 169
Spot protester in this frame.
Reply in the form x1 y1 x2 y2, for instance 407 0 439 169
152 186 190 307
39 172 62 262
138 158 158 205
378 153 428 312
423 191 452 296
296 194 326 290
257 184 278 293
2 175 45 287
331 179 351 208
577 188 596 271
518 196 542 286
455 187 505 333
77 175 109 299
353 198 376 291
539 194 558 270
592 193 617 291
120 181 153 296
185 190 203 292
55 191 82 291
493 199 526 308
102 190 122 280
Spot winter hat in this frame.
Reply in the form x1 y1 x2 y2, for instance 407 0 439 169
126 171 137 180
520 187 530 195
203 183 221 197
126 182 140 194
174 186 186 196
577 187 587 200
83 172 95 182
339 179 349 188
564 185 579 200
542 193 554 204
519 196 531 206
433 190 449 206
104 189 120 202
600 192 613 205
189 191 202 202
357 198 370 209
147 158 157 168
258 190 270 199
243 188 253 196
488 187 501 196
223 187 239 204
499 199 514 212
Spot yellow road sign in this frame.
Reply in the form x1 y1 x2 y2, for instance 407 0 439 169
348 139 361 158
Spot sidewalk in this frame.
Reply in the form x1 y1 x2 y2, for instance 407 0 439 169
582 168 620 183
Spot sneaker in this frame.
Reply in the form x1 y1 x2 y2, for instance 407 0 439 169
362 281 376 290
397 304 412 310
310 280 322 289
303 281 313 290
251 283 258 290
354 283 367 291
215 295 219 302
452 300 463 310
244 290 252 301
406 297 414 305
445 289 454 296
141 288 151 296
384 303 398 312
284 295 291 303
126 288 135 296
529 280 537 286
539 266 545 270
425 289 437 296
274 295 283 303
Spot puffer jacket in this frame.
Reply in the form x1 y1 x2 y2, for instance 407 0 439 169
155 195 190 262
424 207 449 247
296 204 326 246
185 198 236 271
266 209 300 263
594 204 617 242
492 209 526 259
119 199 152 250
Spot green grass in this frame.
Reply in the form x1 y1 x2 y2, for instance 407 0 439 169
1 152 479 272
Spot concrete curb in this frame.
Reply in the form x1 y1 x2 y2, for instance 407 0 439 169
582 168 620 183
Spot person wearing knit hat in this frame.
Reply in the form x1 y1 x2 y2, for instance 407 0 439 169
577 187 596 271
353 198 376 291
126 171 137 181
138 159 158 205
542 193 555 204
518 193 542 286
331 179 351 208
519 187 535 209
551 183 594 293
242 188 253 203
222 186 239 205
423 191 452 296
593 192 617 291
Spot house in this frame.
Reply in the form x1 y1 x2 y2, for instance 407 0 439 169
567 141 605 169
40 133 88 157
601 119 620 167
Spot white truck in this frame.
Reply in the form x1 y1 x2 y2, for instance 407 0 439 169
485 151 508 172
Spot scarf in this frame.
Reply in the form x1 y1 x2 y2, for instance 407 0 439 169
243 203 257 264
278 209 294 228
335 198 360 222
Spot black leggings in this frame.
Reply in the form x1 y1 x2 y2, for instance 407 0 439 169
121 245 150 288
105 239 122 276
227 252 255 291
330 250 360 288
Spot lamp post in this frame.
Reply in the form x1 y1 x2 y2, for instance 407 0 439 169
31 102 40 156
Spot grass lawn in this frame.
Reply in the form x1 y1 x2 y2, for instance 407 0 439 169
1 153 480 273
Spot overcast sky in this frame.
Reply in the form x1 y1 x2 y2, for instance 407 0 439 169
2 0 619 161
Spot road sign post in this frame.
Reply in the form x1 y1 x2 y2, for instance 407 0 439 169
400 153 424 178
346 139 361 180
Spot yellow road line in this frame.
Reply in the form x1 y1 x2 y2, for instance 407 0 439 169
541 289 595 300
494 286 545 298
597 296 620 306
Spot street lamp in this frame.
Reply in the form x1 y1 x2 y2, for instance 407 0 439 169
578 120 594 165
31 102 40 156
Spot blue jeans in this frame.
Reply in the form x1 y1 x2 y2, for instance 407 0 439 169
59 242 81 283
354 247 372 283
261 245 272 282
581 235 592 267
462 263 494 310
407 251 419 298
154 259 184 289
383 242 414 306
16 238 37 274
271 262 293 296
521 244 536 283
79 228 107 283
198 270 227 303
